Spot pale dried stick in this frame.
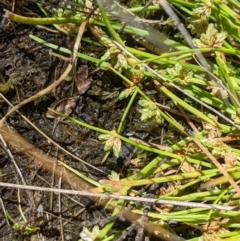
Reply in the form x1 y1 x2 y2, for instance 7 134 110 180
0 15 88 127
113 41 239 128
176 104 199 133
192 136 240 195
0 198 10 226
158 0 231 106
0 133 35 211
0 134 26 185
0 124 92 195
0 125 185 241
0 63 72 127
0 182 238 211
0 94 105 174
153 82 240 194
58 176 64 241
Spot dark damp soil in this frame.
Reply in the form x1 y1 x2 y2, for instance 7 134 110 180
0 1 189 241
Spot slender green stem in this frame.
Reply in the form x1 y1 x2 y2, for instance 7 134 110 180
117 90 138 133
48 108 182 159
4 10 84 25
30 35 100 64
96 0 124 46
109 67 187 135
160 86 220 127
137 137 192 179
215 51 240 108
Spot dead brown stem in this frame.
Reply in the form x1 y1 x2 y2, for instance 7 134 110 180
0 15 89 127
0 124 184 241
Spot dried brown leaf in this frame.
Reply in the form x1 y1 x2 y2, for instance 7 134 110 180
46 96 79 119
75 65 92 95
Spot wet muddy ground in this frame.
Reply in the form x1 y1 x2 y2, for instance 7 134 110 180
0 1 186 240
